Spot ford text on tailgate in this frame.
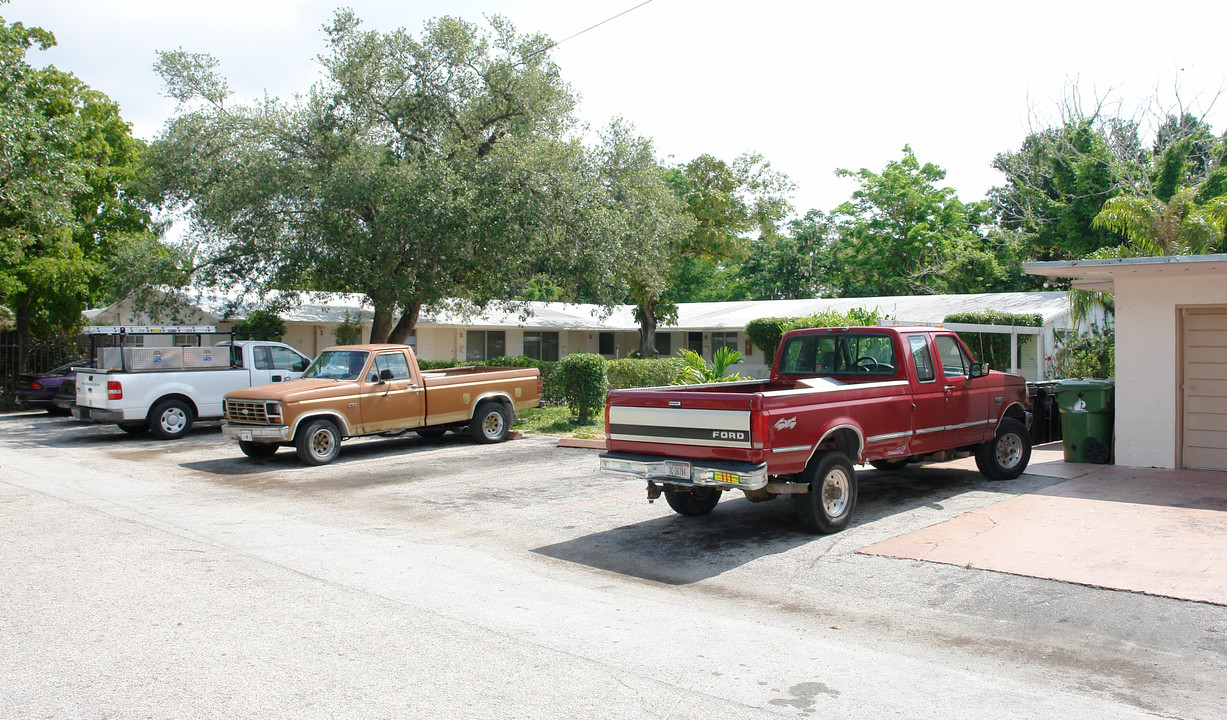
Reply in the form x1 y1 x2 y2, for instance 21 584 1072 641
600 327 1033 534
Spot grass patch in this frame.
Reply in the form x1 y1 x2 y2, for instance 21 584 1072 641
516 405 605 439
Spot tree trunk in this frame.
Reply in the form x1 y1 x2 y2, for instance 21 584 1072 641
637 298 659 358
369 304 394 344
388 302 421 345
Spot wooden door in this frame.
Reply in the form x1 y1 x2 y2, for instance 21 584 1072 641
1182 308 1227 471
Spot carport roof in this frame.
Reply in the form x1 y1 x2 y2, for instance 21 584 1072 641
1025 254 1227 292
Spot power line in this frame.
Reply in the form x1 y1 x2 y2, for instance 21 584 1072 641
524 0 656 63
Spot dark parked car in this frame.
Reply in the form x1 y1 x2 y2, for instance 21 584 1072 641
14 359 91 415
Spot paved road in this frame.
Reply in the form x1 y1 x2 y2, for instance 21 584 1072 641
2 412 1224 718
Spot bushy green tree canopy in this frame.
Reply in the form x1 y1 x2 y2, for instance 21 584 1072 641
149 11 599 343
0 12 155 369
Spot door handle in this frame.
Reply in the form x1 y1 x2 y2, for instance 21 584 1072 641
272 375 283 382
944 386 955 392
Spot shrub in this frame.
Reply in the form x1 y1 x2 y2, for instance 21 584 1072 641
677 347 745 383
943 311 1042 369
1050 328 1115 379
232 310 286 341
744 307 881 365
556 353 609 423
607 357 686 389
332 311 364 345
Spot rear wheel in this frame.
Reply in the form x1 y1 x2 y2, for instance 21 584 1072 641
296 419 341 465
239 441 279 459
975 418 1031 480
793 452 858 534
663 486 722 516
470 402 510 443
148 398 193 440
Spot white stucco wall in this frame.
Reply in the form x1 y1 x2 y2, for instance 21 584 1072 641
1113 273 1227 469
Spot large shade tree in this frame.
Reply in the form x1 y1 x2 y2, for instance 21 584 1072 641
0 13 154 370
149 11 595 343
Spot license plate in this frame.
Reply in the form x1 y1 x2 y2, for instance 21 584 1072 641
712 471 740 485
240 431 252 441
665 460 691 479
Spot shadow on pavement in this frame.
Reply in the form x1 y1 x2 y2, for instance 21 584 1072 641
533 464 1062 585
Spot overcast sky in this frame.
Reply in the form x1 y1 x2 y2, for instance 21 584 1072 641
10 0 1227 215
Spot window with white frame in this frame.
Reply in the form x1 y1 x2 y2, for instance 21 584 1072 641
466 330 505 361
711 331 739 357
523 331 559 361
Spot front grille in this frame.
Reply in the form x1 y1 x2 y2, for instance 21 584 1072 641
226 399 273 424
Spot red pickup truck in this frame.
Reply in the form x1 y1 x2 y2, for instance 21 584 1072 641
599 326 1032 533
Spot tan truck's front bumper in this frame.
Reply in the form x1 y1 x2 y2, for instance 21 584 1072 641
222 423 291 442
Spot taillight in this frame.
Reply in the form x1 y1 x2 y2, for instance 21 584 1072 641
107 381 123 400
752 412 769 450
537 376 543 398
30 381 44 391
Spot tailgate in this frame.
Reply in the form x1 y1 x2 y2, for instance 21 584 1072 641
606 405 753 450
76 370 112 409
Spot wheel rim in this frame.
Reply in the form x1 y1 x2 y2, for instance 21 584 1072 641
311 429 334 458
996 432 1023 469
161 407 187 434
820 467 850 518
482 411 504 438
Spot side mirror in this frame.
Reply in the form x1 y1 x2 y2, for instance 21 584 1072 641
379 368 395 382
968 362 990 379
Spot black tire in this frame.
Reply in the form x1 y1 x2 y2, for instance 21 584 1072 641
296 418 341 465
869 458 909 471
118 422 148 435
239 441 279 459
663 486 722 516
416 428 448 440
975 418 1032 480
793 452 858 534
148 398 194 440
470 402 510 443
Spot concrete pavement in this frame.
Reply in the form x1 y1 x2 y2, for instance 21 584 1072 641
861 444 1227 605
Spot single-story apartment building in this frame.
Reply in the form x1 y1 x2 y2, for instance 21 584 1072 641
90 290 1078 382
1025 253 1227 472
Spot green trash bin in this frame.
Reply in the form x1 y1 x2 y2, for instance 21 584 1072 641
1054 378 1115 464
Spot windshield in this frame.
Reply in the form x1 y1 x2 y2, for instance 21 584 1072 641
303 350 370 380
777 333 897 377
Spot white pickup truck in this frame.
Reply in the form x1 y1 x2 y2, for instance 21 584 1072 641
73 326 311 439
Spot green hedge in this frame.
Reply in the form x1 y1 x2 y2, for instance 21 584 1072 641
418 356 563 404
744 307 882 365
943 311 1042 369
607 357 687 389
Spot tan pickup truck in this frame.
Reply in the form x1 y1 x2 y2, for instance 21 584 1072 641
221 344 541 465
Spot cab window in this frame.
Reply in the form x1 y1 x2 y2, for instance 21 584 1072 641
777 333 897 377
270 346 309 372
935 335 971 378
369 352 413 382
908 335 936 383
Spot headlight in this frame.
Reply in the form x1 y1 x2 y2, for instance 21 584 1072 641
266 401 283 424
